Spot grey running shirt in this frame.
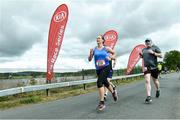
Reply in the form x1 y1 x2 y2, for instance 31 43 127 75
142 45 161 70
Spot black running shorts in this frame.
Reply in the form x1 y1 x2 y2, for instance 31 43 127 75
96 65 110 88
144 68 159 79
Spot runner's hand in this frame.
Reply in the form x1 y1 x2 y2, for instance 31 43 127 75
88 49 94 61
139 53 143 58
90 49 93 55
113 62 116 68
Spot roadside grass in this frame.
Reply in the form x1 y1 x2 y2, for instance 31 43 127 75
0 76 144 110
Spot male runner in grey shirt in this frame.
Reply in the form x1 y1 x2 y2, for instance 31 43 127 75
140 38 162 103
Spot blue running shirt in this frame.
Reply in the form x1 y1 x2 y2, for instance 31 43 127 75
94 47 109 70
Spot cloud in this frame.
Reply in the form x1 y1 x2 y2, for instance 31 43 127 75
0 0 48 57
63 0 180 61
0 16 42 57
0 0 180 71
121 0 180 38
66 0 180 44
148 23 180 52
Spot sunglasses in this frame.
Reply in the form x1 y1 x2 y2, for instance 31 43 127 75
145 40 151 43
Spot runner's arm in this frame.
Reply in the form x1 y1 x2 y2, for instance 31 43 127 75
106 47 115 60
153 52 162 58
154 47 162 58
149 49 162 58
88 49 94 61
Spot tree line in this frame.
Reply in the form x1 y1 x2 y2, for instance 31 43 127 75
0 50 179 79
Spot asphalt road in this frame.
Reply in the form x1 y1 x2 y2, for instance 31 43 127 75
0 73 180 119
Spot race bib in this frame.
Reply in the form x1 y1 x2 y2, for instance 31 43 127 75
96 60 105 67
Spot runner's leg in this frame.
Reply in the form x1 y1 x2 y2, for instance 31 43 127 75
99 87 105 101
145 73 151 97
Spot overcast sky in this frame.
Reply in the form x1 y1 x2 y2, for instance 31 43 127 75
0 0 180 72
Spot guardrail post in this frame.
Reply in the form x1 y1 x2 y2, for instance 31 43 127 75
116 69 120 76
46 80 51 96
82 69 86 90
115 70 119 83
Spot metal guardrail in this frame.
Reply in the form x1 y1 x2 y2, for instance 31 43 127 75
0 73 143 97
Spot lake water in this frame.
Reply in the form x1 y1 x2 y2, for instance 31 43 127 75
0 76 96 90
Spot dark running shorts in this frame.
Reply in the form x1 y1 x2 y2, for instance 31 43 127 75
96 65 111 88
107 69 113 79
144 68 159 79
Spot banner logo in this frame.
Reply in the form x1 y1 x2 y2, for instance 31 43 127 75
54 11 67 22
103 30 118 49
104 34 116 41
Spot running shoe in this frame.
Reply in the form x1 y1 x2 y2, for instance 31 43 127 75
156 90 160 98
96 101 106 111
112 90 118 102
145 96 152 104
